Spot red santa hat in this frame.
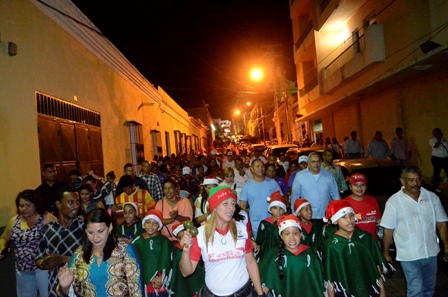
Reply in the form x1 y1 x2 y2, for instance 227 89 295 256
323 200 357 224
350 173 368 185
208 185 237 213
267 190 287 213
293 198 310 215
171 222 185 237
277 214 302 235
123 202 139 215
141 209 163 231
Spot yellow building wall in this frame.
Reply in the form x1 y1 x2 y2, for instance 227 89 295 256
0 1 207 225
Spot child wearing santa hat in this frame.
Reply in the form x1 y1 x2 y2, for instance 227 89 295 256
323 200 390 297
254 190 287 260
294 198 324 251
132 209 173 297
258 214 326 297
170 222 205 297
116 202 143 242
345 173 382 241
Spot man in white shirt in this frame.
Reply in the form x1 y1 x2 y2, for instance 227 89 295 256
381 166 448 297
429 128 448 192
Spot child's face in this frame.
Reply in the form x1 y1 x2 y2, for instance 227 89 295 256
123 205 137 225
270 206 285 220
176 230 185 242
350 182 367 197
336 213 356 235
144 219 160 237
281 226 302 253
298 205 312 222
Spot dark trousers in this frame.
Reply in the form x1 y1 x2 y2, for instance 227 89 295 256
199 281 256 297
431 156 448 189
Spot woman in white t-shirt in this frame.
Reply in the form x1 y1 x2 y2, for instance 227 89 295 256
180 186 265 297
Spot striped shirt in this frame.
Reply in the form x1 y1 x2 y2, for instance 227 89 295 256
115 188 156 215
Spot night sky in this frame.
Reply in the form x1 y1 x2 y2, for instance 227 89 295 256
72 0 296 119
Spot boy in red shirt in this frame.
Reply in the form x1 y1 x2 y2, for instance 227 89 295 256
344 173 382 241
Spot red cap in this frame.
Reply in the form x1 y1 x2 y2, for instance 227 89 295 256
323 200 357 224
142 209 163 231
267 190 287 212
294 198 310 215
277 214 302 235
208 186 237 213
172 222 185 237
350 173 367 185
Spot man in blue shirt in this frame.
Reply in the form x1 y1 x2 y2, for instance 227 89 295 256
291 152 340 219
240 159 282 238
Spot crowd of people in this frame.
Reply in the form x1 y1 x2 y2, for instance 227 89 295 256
0 127 448 297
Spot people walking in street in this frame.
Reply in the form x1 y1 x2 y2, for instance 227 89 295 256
57 209 143 297
390 127 412 165
180 186 265 297
0 190 56 297
323 200 388 297
345 131 364 159
381 166 448 297
240 159 281 238
291 152 340 220
365 131 395 160
429 128 448 192
321 149 348 195
258 214 326 297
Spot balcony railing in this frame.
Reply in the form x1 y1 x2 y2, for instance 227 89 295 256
299 76 318 97
324 34 365 78
294 21 313 52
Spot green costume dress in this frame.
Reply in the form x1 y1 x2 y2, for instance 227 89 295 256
116 221 143 240
255 218 280 260
323 228 388 297
132 233 173 296
259 244 325 297
299 220 324 251
171 243 205 297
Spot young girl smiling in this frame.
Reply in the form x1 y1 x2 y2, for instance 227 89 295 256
258 214 326 296
294 198 323 251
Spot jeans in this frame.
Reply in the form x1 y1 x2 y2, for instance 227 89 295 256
431 156 448 189
16 268 49 297
400 256 437 297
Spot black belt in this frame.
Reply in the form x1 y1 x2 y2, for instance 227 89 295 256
201 281 254 297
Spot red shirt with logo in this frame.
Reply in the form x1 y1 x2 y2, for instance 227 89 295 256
345 195 381 241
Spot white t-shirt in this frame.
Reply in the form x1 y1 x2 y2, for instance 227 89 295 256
381 187 448 261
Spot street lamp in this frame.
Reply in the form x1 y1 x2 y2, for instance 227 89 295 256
250 68 263 82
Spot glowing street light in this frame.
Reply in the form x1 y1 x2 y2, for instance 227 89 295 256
250 68 263 82
234 109 240 115
246 101 251 106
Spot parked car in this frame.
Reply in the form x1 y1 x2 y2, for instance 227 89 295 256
265 144 299 157
333 158 404 211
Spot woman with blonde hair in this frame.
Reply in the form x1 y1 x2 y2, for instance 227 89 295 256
180 185 265 297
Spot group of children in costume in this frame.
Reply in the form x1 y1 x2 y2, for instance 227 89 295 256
255 172 391 297
115 173 392 297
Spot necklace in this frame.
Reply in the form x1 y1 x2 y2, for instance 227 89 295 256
216 228 229 245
